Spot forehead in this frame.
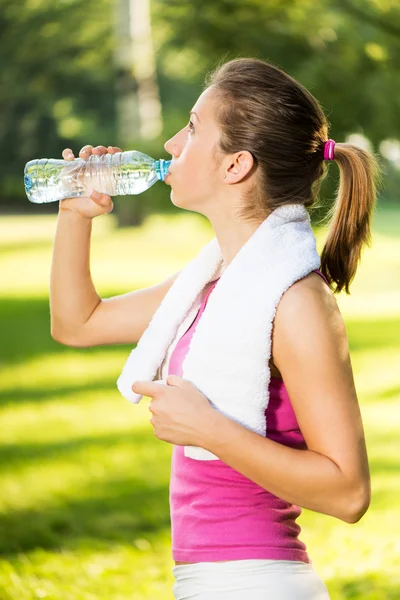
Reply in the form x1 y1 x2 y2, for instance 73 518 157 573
191 87 217 124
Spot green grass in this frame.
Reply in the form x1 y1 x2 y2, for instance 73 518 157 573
0 202 399 599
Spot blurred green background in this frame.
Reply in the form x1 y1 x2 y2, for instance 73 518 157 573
1 0 399 598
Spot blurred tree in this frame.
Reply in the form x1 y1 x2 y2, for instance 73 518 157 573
0 0 116 211
153 0 400 147
152 0 400 211
113 0 164 226
1 0 399 214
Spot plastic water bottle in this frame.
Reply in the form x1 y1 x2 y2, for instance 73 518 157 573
24 150 171 204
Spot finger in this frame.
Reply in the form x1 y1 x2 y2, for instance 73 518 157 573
104 200 114 213
62 148 75 160
166 374 182 386
89 190 111 207
131 380 166 396
93 145 108 154
79 145 93 159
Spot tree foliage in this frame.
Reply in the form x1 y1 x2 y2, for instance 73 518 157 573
1 0 399 210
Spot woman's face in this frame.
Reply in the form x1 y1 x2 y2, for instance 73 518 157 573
164 87 225 214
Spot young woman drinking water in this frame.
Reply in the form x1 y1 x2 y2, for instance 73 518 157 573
52 57 380 599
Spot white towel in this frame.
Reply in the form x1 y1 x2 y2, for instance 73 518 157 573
117 203 321 460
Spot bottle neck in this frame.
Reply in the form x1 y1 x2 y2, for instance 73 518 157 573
156 159 171 181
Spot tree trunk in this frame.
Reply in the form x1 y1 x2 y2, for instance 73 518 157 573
113 0 162 227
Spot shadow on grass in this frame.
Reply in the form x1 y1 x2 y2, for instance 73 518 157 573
0 428 172 557
1 296 400 368
0 429 154 471
0 474 171 556
0 380 122 406
0 423 397 557
0 296 136 366
2 426 398 477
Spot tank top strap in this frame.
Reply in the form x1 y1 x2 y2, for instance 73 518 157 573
313 268 330 287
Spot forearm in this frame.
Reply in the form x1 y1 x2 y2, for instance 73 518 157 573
50 210 101 339
200 410 364 523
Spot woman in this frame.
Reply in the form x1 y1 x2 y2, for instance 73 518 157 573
54 58 381 599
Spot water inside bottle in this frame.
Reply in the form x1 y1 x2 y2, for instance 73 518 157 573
113 155 159 195
24 153 170 204
24 159 95 204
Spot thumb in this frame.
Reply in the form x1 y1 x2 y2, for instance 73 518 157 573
90 189 112 207
166 374 183 386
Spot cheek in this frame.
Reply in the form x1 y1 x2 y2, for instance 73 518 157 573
173 162 204 192
169 171 214 210
179 170 214 199
184 151 216 186
171 145 218 198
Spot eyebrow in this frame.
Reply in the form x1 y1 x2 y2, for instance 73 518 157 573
190 111 201 123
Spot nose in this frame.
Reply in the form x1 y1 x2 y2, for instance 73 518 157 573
164 133 182 158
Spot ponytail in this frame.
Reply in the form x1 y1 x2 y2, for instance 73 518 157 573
319 143 383 295
204 57 383 294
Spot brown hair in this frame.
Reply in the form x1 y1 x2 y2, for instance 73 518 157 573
204 57 383 295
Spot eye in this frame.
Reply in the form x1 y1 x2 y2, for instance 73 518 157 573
187 120 195 134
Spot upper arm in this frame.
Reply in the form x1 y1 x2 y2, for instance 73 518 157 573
61 269 181 347
272 274 370 497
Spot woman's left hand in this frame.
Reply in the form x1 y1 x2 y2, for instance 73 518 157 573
131 375 215 446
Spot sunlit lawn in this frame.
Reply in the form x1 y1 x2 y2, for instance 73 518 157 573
0 202 399 599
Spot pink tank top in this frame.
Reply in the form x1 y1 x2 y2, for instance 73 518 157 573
169 269 330 563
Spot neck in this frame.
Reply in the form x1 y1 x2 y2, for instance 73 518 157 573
210 217 266 269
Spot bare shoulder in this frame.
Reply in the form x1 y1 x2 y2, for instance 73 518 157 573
271 271 370 497
272 271 345 369
276 270 338 324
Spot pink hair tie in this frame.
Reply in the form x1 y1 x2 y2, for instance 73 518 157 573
324 139 336 161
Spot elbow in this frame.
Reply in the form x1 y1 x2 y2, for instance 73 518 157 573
343 481 371 524
51 329 82 348
345 501 370 524
51 329 65 345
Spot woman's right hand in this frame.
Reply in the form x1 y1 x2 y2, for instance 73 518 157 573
59 145 122 219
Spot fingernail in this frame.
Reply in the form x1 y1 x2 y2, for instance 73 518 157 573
67 153 73 158
91 190 100 199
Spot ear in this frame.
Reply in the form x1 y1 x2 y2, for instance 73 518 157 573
227 150 255 182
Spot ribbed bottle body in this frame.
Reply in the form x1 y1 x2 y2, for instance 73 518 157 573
24 151 171 204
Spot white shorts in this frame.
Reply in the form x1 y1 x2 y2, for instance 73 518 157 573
172 559 330 600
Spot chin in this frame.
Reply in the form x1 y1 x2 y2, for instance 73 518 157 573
169 190 200 213
169 189 186 208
